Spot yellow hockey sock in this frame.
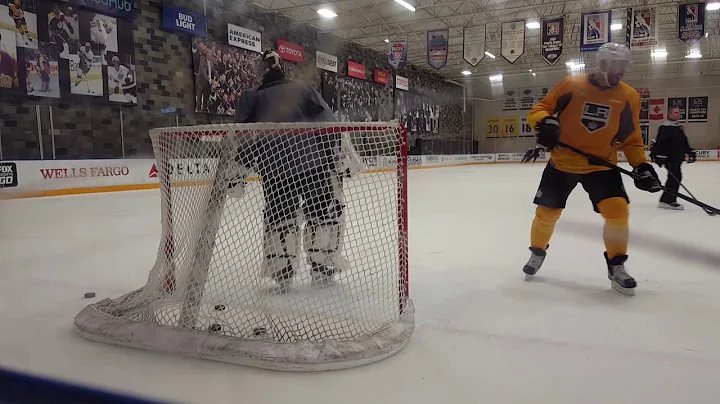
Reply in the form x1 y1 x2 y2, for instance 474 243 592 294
530 205 563 251
597 197 629 258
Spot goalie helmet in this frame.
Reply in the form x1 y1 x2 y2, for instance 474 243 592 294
256 49 284 78
595 42 631 86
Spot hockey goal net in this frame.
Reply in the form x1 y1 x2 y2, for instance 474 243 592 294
74 121 413 371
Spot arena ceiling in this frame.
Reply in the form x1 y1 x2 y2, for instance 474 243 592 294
253 0 720 85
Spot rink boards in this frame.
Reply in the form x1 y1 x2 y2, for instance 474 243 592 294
1 149 718 199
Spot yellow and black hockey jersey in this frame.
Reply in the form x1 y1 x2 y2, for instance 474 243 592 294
9 2 23 20
528 74 647 174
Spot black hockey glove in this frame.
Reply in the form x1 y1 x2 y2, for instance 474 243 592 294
633 163 662 193
652 154 667 167
687 150 697 164
535 116 560 150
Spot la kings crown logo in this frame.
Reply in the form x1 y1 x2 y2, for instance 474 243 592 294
581 102 611 133
0 162 18 188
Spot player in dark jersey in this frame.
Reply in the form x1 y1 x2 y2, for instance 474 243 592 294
232 49 361 293
48 11 74 54
522 43 661 296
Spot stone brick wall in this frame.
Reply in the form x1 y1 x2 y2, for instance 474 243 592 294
0 0 470 160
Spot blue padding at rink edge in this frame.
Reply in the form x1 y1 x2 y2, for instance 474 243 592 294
0 366 169 404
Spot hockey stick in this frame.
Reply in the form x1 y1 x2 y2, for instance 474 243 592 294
665 167 717 216
557 141 720 215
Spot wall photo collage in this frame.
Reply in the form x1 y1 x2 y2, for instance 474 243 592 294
0 0 136 104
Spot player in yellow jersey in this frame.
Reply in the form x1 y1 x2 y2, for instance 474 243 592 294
522 43 661 295
9 0 31 47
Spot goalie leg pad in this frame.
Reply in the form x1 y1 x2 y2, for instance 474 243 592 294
261 220 300 280
302 172 349 273
261 176 301 280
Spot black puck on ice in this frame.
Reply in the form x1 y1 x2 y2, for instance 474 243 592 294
209 324 222 332
253 327 267 336
84 292 96 299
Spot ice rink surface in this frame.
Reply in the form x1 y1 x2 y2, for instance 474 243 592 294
2 162 720 404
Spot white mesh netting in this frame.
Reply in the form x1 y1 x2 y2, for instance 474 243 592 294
74 121 414 371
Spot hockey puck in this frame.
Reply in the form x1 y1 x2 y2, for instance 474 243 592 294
253 327 267 337
209 324 222 333
84 292 96 299
214 304 226 311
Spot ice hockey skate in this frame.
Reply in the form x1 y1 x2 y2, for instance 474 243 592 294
605 252 636 296
523 246 547 280
658 201 684 210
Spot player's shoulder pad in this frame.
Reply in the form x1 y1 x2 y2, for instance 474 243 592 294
617 81 640 102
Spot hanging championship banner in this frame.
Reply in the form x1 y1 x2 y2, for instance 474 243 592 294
463 26 485 66
678 3 706 47
388 37 408 69
688 96 708 122
580 10 611 52
501 21 525 63
520 88 535 110
427 29 449 70
667 97 687 121
628 7 658 49
538 87 550 100
503 89 519 110
541 17 563 65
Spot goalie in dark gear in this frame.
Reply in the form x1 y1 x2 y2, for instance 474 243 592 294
232 49 363 293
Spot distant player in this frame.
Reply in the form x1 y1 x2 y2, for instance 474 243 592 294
48 9 74 54
0 32 18 88
232 49 362 293
650 107 696 210
37 53 51 92
74 42 93 87
522 43 661 296
89 14 109 60
107 55 128 95
9 0 31 47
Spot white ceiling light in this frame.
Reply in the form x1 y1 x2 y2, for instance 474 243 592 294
489 74 503 82
707 2 720 10
316 8 338 18
393 0 416 11
526 21 540 29
384 38 390 43
651 49 667 57
461 70 472 75
528 69 533 72
484 51 496 59
686 50 702 58
611 23 623 30
532 72 537 77
706 32 710 37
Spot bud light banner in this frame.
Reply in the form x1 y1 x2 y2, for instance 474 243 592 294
163 5 206 37
70 0 135 19
388 37 407 69
427 29 449 70
541 17 563 65
678 3 705 47
580 10 611 52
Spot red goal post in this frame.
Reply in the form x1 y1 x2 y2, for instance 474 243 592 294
74 120 413 371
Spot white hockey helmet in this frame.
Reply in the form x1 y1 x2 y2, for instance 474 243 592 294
596 42 631 84
256 49 284 77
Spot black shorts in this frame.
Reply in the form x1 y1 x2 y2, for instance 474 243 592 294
533 162 629 213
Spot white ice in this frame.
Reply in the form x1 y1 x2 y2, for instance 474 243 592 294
2 162 720 404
